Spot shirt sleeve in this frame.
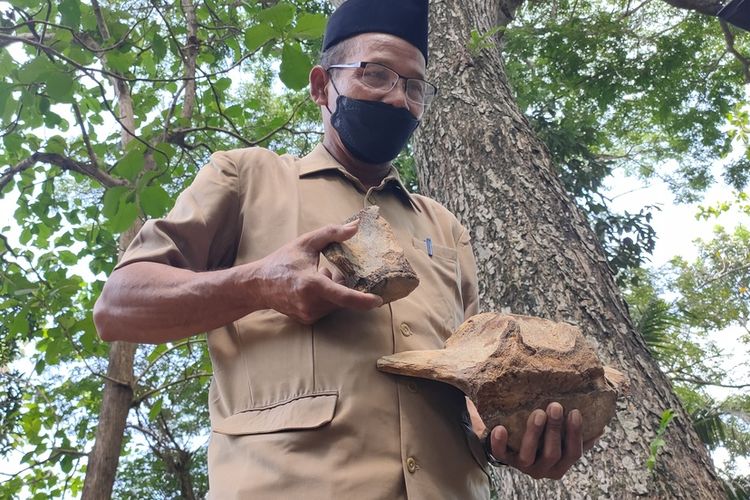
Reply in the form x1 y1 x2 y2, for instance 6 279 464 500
115 151 240 272
457 227 480 320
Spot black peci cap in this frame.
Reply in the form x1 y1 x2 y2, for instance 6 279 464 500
323 0 429 63
718 0 750 31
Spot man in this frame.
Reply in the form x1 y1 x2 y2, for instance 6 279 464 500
94 0 592 497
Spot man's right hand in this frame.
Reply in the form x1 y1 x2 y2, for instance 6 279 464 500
255 221 383 324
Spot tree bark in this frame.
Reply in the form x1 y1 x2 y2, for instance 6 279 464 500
412 0 725 497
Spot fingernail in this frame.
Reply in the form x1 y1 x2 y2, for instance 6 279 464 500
550 404 563 420
344 220 358 228
534 411 545 426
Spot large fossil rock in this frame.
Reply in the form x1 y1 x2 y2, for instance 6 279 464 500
323 206 419 304
377 313 626 450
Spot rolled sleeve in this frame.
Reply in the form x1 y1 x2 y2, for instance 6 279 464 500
116 151 240 272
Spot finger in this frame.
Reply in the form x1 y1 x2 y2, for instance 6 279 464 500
302 221 359 251
518 409 547 467
538 402 564 469
555 408 583 473
489 426 512 465
313 275 383 310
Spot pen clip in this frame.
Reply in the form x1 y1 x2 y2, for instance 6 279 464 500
425 237 433 257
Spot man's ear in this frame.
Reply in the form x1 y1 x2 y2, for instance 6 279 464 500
309 66 329 106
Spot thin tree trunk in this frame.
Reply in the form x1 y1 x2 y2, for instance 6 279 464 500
81 340 137 499
83 217 142 499
413 0 724 497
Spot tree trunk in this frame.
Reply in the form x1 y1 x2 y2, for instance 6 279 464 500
413 0 725 497
82 226 141 500
81 342 137 499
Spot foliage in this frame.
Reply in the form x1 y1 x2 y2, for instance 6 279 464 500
0 0 329 497
625 199 749 485
468 25 505 57
503 0 748 279
671 224 749 333
646 408 675 472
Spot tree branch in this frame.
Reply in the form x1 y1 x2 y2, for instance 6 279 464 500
134 337 207 383
672 375 750 389
167 126 253 148
72 102 100 169
131 372 212 407
1 152 127 193
180 0 198 121
0 32 266 85
694 262 750 290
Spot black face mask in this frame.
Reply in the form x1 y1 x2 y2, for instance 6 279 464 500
328 94 420 165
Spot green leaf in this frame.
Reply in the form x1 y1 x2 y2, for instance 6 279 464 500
45 72 75 102
214 77 232 92
17 57 52 84
153 142 175 169
152 34 167 61
224 104 244 119
139 184 172 218
257 2 295 30
114 149 146 181
102 186 128 219
10 314 29 335
58 250 78 266
148 398 164 421
109 200 139 233
291 13 327 40
244 24 275 53
107 51 136 73
147 344 167 363
46 136 67 155
0 83 11 117
279 42 311 91
60 455 73 474
59 0 81 30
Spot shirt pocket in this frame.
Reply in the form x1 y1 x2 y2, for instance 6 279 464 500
408 237 463 337
211 391 338 436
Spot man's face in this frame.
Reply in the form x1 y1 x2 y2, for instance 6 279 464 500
324 33 427 119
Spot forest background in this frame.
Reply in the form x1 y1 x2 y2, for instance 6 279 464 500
0 0 748 498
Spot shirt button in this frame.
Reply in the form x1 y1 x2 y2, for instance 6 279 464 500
399 323 413 337
407 381 418 393
406 457 418 473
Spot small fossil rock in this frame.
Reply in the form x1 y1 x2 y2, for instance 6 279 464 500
323 206 419 304
377 312 626 450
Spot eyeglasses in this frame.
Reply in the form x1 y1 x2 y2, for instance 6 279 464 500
327 61 438 117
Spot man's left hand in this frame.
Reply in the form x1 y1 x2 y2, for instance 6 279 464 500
487 402 598 480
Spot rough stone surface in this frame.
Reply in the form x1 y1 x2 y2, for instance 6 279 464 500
323 206 419 304
377 312 626 451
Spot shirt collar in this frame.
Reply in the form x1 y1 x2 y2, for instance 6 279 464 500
297 143 420 212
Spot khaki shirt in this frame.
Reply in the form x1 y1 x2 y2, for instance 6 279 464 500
117 144 490 499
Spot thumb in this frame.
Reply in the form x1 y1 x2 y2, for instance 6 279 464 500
302 220 359 252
